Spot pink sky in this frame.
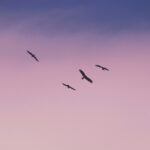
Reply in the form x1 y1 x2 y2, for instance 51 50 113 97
0 30 150 150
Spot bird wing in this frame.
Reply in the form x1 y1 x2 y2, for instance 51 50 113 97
62 83 67 87
27 50 39 62
69 86 76 90
104 68 109 71
62 83 76 91
27 50 33 56
79 69 93 83
79 69 86 77
85 76 93 83
33 55 39 62
96 65 109 71
95 64 102 68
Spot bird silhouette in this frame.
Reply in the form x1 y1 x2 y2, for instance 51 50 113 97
95 65 109 71
79 69 93 83
27 50 39 62
62 83 76 91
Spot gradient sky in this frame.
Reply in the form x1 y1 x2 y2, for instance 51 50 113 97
0 0 150 150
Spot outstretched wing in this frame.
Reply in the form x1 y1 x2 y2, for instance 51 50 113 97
69 86 76 91
62 83 76 91
62 83 68 87
32 55 39 62
79 69 86 77
85 76 93 83
79 69 93 83
27 50 39 62
27 50 33 56
95 64 102 68
104 67 109 71
95 64 109 71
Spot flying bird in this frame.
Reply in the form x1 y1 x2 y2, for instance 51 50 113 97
95 65 109 71
27 50 39 62
79 69 93 83
62 83 76 91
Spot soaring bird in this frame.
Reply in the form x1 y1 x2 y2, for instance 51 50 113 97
27 50 39 62
79 69 93 83
95 65 109 71
62 83 76 91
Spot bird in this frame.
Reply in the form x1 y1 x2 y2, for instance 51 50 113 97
27 50 39 62
95 65 109 71
62 83 76 91
79 69 93 83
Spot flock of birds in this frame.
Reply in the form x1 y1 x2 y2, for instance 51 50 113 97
27 50 110 91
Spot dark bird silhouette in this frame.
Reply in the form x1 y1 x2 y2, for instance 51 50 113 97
62 83 76 91
95 65 109 71
27 50 39 62
79 69 93 83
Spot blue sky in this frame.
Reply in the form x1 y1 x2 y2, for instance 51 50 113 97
0 0 150 33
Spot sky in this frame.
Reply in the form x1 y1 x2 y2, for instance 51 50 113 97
0 0 150 150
